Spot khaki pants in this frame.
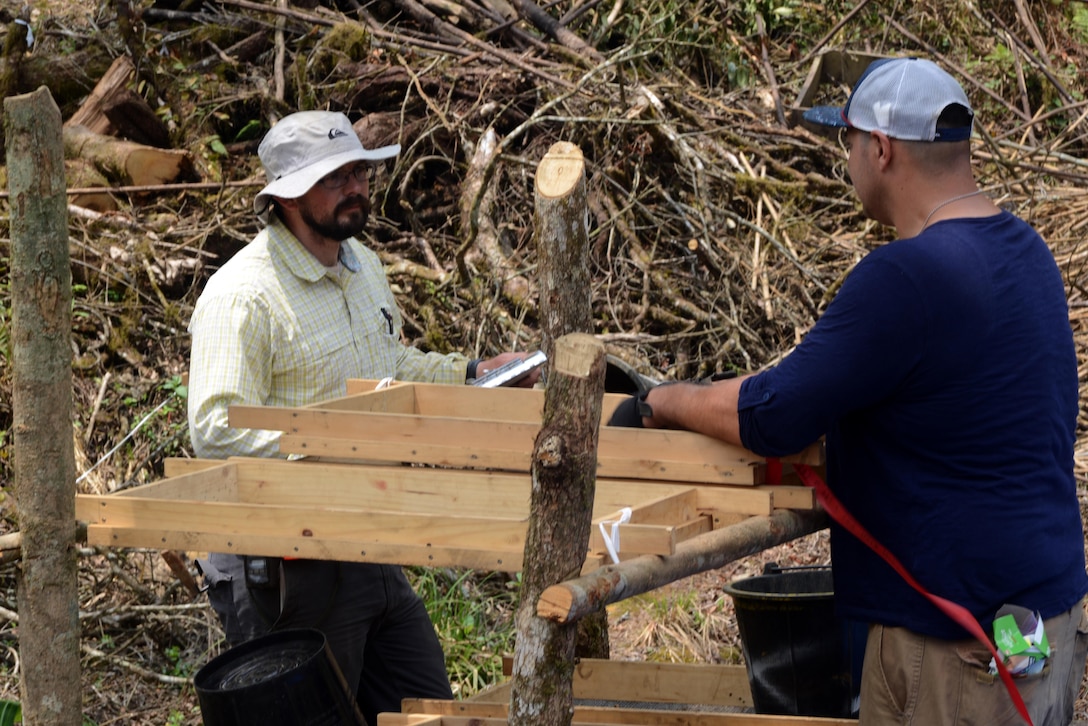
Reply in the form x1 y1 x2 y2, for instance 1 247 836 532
859 598 1088 726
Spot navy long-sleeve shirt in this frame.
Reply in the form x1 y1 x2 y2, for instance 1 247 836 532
737 210 1088 639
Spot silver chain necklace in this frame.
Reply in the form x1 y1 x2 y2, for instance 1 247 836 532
920 189 985 232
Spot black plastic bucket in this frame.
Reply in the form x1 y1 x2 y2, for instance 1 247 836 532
194 628 364 726
723 565 865 718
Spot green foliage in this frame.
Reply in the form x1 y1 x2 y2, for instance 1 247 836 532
164 645 193 679
1071 3 1088 46
0 700 20 726
409 568 519 697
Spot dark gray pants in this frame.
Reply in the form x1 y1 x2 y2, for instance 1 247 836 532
200 553 453 725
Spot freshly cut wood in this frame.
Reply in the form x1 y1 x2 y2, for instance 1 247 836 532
63 124 192 188
64 56 135 136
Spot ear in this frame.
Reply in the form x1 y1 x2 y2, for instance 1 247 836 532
870 130 894 170
277 196 300 213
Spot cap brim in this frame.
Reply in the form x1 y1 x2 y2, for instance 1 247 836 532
802 106 849 128
254 143 400 222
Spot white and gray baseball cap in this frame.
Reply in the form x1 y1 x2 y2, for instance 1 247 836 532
253 110 400 223
803 57 973 142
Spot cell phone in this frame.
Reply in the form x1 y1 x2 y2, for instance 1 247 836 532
471 350 547 388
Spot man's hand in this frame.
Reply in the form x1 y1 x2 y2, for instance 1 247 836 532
476 352 543 388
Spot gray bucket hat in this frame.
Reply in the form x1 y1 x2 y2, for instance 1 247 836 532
253 111 400 223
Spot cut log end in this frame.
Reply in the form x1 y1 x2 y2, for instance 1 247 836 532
536 141 584 199
553 333 603 378
536 583 576 622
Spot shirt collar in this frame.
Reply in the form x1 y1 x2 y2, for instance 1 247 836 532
266 217 362 279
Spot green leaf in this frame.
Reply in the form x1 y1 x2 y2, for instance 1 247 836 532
0 699 22 726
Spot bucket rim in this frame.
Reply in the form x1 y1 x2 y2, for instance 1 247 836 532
194 628 328 693
722 565 834 599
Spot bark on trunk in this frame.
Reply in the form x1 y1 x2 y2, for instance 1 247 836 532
535 141 592 363
509 139 605 725
531 140 610 658
509 333 605 726
6 85 82 726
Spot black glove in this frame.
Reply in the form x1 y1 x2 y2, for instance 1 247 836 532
607 391 651 428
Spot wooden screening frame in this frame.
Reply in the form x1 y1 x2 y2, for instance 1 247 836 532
383 657 857 724
75 381 820 570
227 380 822 485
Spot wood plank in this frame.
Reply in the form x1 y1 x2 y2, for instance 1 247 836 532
306 383 419 413
75 463 239 521
225 458 533 517
413 662 751 709
76 458 802 568
162 457 228 478
390 703 855 725
85 526 525 571
695 487 773 517
570 660 752 707
413 383 545 421
79 497 526 548
345 379 385 395
494 657 751 706
590 490 708 556
761 486 816 510
276 433 534 472
237 408 765 484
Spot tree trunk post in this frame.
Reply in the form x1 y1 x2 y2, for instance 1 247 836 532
532 139 611 656
510 333 605 725
509 140 605 725
6 86 81 725
535 141 592 363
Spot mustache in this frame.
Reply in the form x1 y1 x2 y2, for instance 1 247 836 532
338 195 371 217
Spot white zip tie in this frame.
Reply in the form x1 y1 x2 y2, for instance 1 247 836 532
598 507 632 564
15 19 33 48
375 377 395 390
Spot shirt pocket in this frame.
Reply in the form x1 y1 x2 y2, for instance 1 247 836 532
274 316 358 398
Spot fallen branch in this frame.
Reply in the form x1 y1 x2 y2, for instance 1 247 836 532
81 644 191 686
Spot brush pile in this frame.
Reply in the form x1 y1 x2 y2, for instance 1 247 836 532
2 0 1088 722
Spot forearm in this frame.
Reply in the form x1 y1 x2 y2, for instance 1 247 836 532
394 345 469 385
642 375 751 446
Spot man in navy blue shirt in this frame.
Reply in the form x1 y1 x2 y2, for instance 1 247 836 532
612 58 1088 725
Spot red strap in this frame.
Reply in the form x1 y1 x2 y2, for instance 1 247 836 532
765 457 783 486
788 461 1033 726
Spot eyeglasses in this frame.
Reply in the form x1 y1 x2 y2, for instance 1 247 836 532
318 163 377 190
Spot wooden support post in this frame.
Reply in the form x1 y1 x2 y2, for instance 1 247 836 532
7 85 82 725
510 334 606 726
537 508 830 624
510 139 603 726
535 140 592 363
532 136 610 659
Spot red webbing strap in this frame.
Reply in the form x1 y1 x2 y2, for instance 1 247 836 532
787 461 1033 726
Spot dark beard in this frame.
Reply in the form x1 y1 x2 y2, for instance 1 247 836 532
301 195 370 241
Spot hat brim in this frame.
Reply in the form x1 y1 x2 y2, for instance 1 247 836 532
802 106 849 129
254 143 400 223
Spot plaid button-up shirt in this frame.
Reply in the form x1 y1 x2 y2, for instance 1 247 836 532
187 218 467 459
